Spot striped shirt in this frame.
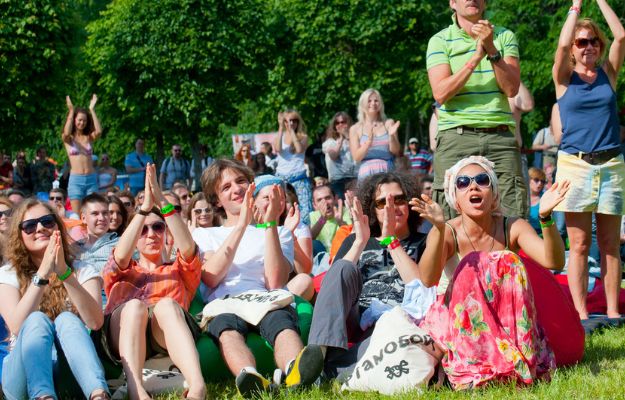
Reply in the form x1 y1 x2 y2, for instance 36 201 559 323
103 249 201 315
426 14 519 131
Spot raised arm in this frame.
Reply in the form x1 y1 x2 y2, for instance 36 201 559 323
263 185 291 289
515 181 570 269
428 40 486 105
201 184 254 287
274 113 284 153
290 130 306 154
341 196 370 264
147 163 196 260
89 94 102 140
283 203 312 274
409 195 449 287
349 123 373 162
553 1 580 90
473 21 520 97
598 0 625 84
386 119 402 157
62 96 74 144
324 137 343 161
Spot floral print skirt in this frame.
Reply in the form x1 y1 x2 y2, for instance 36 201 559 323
420 250 556 390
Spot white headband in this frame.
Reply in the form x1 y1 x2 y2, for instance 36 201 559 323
443 156 500 213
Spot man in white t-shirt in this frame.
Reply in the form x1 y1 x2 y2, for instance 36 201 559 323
192 159 322 397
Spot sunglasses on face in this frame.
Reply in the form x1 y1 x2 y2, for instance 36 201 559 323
49 196 64 202
140 221 166 236
335 120 347 125
193 207 212 215
122 201 132 207
0 209 12 218
374 194 408 210
20 214 57 234
455 173 491 191
574 37 600 48
531 178 547 185
180 194 190 200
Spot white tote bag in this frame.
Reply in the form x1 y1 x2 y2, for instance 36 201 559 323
199 289 294 328
342 306 443 395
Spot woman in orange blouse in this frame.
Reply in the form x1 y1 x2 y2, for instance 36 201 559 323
98 164 204 400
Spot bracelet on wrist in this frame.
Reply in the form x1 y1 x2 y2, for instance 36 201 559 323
539 213 553 223
540 219 555 229
160 203 175 215
57 266 73 281
256 221 277 229
388 238 402 250
379 235 397 247
137 209 150 216
568 6 580 14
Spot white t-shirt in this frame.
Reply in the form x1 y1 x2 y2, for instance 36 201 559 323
294 221 311 240
192 225 294 302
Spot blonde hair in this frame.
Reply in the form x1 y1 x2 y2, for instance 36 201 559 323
571 18 608 65
528 167 546 181
357 88 387 123
5 199 75 320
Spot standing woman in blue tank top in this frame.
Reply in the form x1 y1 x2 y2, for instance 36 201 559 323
553 0 625 321
349 89 402 180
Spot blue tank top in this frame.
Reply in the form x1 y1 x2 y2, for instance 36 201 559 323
558 68 620 154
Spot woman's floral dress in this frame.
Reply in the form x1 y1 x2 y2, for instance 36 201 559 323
421 250 556 389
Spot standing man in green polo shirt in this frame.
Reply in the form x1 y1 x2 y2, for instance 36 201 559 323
427 0 526 219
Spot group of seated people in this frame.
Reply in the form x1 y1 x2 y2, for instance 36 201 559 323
0 156 586 399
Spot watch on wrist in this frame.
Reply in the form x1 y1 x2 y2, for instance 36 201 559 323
32 274 49 287
487 50 502 63
539 213 553 223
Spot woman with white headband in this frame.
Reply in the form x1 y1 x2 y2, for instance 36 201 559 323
410 156 571 389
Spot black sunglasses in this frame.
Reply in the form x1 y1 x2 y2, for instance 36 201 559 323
140 221 166 236
455 173 491 191
374 194 408 210
531 178 547 185
49 196 64 202
0 209 12 218
20 214 57 234
122 201 132 207
574 37 600 48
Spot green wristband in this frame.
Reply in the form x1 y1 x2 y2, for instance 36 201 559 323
57 266 72 281
379 236 397 246
160 203 175 215
256 221 277 229
540 219 555 229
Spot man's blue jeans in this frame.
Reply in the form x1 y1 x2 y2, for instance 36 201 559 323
2 311 108 400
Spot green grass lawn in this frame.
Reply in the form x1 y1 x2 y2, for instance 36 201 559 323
154 325 625 400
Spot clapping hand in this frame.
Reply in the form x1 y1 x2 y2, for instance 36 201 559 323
539 180 570 217
410 194 445 230
284 202 300 233
89 94 98 111
264 184 283 223
333 199 344 224
38 231 59 279
141 164 155 212
66 96 74 112
53 231 68 276
388 120 401 137
348 196 370 245
380 194 397 238
237 183 256 229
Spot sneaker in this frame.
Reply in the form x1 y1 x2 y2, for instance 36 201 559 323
235 369 272 398
284 344 324 389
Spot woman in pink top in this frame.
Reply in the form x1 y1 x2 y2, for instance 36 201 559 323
97 164 204 400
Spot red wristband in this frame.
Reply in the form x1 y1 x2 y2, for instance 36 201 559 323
162 210 176 218
388 238 401 250
569 6 580 14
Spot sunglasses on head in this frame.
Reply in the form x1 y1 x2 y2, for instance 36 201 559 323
49 196 64 202
0 209 12 218
193 207 212 215
455 173 491 191
20 214 57 234
531 177 547 185
574 37 600 48
140 221 166 236
374 194 408 210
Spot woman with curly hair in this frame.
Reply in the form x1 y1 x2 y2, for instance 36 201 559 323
0 199 108 399
307 171 427 379
62 95 102 214
274 110 313 224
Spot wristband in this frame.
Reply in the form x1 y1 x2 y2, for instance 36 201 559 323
256 221 277 229
137 209 150 216
379 236 397 247
540 219 555 229
568 6 580 14
57 266 73 281
539 213 553 223
388 238 402 250
318 217 327 226
160 203 175 215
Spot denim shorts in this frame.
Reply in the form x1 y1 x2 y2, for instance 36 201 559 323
67 173 98 201
554 151 625 215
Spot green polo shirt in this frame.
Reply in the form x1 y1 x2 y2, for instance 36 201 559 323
426 15 519 131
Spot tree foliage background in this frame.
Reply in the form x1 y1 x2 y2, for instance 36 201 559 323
2 0 625 167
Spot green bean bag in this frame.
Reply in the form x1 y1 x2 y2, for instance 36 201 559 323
102 293 313 382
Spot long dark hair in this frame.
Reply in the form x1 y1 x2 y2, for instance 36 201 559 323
72 107 95 136
108 195 129 235
357 172 421 238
